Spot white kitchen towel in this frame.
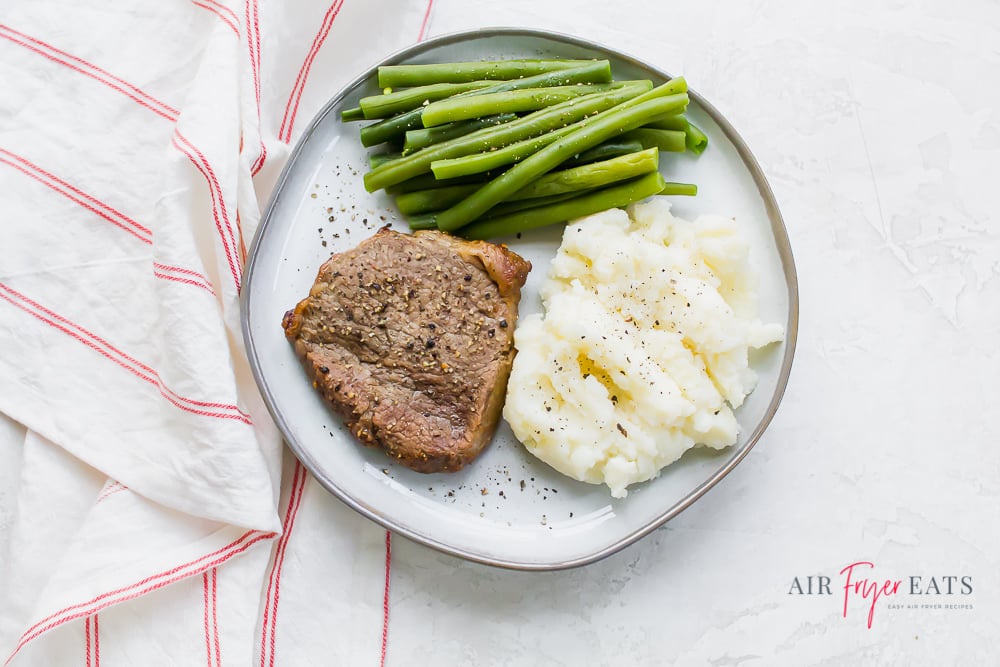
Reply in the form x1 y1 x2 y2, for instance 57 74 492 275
0 0 433 663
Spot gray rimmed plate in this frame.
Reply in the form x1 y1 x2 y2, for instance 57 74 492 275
241 27 798 570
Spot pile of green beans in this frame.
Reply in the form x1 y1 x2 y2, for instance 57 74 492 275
342 58 708 239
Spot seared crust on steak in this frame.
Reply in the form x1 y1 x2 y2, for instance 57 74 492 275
282 228 531 473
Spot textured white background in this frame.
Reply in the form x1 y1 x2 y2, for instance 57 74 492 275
0 0 996 665
375 1 1000 664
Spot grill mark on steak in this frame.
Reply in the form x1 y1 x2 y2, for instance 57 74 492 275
282 227 531 473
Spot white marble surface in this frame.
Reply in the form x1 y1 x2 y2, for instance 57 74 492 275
2 0 995 664
373 1 999 664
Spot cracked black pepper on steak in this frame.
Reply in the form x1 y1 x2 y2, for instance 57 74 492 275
282 227 531 473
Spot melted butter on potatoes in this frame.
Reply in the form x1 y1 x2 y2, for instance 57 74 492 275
503 198 784 498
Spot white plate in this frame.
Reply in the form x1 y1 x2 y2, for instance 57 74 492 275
242 28 799 570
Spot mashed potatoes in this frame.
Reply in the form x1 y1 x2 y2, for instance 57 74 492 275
503 199 784 498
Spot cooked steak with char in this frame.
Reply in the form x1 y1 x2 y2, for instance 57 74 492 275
282 228 531 473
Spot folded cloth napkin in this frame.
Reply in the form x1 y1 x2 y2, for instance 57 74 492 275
0 0 434 663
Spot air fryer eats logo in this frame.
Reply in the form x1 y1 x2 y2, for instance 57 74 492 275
788 561 974 628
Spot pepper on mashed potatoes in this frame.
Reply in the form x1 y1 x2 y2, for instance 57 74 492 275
503 198 784 498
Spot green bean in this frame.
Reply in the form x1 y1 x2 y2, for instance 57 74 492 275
384 170 492 195
484 191 592 217
358 81 494 119
341 106 365 121
457 172 667 239
424 79 686 180
558 140 644 168
432 94 685 230
406 191 588 226
421 80 685 181
395 184 481 215
432 92 688 231
359 110 426 148
685 121 709 154
407 214 439 230
364 82 655 192
369 153 400 169
620 128 687 153
399 147 658 215
359 61 613 147
427 123 648 180
428 127 574 180
377 59 599 88
403 189 590 220
403 114 517 153
509 147 659 199
643 114 688 131
420 82 635 128
396 168 690 219
659 182 698 196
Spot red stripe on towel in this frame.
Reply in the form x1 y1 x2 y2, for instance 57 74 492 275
0 283 252 423
418 0 434 41
211 569 221 667
83 615 100 666
84 616 91 667
171 131 242 291
0 24 179 121
203 570 222 667
153 270 216 293
277 0 345 144
0 148 153 244
235 211 248 265
5 531 276 666
193 0 240 36
203 0 240 27
0 151 216 297
153 263 217 296
95 482 128 504
380 531 392 667
0 29 242 293
92 615 101 667
258 461 307 667
245 0 266 174
202 572 213 667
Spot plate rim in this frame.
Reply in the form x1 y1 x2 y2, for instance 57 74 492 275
241 26 800 571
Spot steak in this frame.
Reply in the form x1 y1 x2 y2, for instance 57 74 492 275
282 227 531 473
